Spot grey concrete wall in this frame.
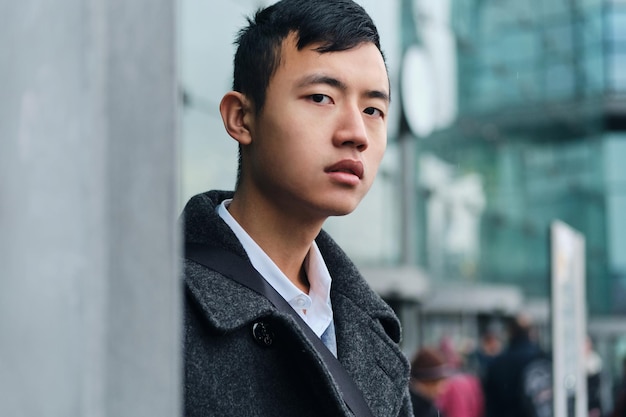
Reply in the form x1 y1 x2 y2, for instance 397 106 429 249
0 0 180 416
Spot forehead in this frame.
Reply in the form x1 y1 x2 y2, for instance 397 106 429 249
272 33 390 95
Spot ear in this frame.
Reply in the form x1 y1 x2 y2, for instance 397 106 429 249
219 91 253 146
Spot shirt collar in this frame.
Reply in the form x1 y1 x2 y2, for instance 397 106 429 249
217 199 333 337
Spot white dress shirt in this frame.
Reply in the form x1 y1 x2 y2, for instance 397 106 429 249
217 200 335 344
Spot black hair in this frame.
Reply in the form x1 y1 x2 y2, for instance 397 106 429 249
507 314 533 343
232 0 385 114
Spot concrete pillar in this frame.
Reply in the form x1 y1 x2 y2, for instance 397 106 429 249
0 0 180 416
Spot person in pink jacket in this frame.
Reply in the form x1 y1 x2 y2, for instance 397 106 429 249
436 336 485 417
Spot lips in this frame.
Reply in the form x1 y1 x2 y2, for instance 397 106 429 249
325 159 364 179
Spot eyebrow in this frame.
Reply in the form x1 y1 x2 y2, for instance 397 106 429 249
296 74 391 103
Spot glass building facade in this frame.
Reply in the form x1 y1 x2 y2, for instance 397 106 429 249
400 0 626 407
412 0 626 314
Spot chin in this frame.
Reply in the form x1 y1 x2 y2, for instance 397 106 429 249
320 199 361 217
303 189 367 218
326 209 354 218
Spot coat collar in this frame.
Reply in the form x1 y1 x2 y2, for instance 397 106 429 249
185 261 276 332
182 191 276 331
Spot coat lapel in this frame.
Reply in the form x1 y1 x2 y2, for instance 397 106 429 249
317 230 410 417
185 262 275 332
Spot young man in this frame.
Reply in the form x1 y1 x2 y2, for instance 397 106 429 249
181 0 412 415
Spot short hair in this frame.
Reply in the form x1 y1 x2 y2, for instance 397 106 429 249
507 313 533 342
233 0 385 114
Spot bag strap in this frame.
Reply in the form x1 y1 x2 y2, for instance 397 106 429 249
185 242 375 417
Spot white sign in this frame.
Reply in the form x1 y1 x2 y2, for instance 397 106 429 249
551 220 587 417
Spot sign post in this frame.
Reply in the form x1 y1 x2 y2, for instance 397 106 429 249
550 220 587 417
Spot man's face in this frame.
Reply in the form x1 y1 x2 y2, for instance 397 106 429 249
243 33 389 220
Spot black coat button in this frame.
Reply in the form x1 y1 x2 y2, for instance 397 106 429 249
251 321 274 347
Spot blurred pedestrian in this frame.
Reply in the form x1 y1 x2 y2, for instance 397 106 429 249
611 356 626 417
437 336 485 417
483 314 552 417
585 336 603 417
468 327 502 380
410 347 451 417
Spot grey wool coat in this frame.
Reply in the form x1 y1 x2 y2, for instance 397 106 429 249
182 190 413 417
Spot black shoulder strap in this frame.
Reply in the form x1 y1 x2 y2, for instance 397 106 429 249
185 242 375 417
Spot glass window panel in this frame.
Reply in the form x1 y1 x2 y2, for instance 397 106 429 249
582 53 605 95
582 7 604 46
608 9 626 40
578 0 604 7
544 63 576 99
541 0 570 19
609 52 626 92
543 23 575 56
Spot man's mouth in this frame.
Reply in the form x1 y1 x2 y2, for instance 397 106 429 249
325 160 364 179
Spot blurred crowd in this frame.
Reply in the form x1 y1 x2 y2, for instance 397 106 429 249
408 315 626 417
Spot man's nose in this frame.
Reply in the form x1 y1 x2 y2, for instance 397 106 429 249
333 105 369 151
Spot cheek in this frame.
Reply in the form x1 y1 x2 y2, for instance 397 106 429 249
259 111 311 152
253 119 291 160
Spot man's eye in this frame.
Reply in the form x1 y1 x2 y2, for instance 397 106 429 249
364 107 383 118
310 94 331 104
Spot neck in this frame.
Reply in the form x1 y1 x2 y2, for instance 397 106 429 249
227 189 325 292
